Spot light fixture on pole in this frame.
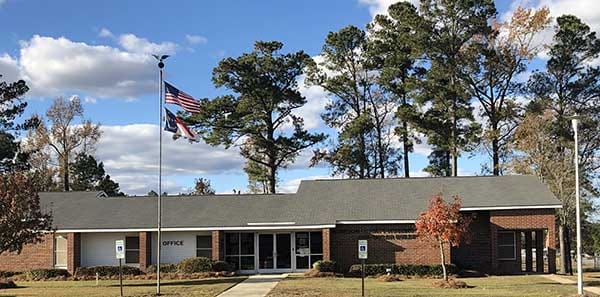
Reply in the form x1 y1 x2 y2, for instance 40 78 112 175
571 115 583 296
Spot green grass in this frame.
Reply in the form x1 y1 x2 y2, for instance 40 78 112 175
0 277 246 297
267 275 580 297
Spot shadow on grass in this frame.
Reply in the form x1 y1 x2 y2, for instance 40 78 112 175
109 278 243 287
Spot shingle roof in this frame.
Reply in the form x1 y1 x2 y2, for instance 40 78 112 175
40 175 561 231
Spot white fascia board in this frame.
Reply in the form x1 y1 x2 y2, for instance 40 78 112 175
247 222 296 225
55 225 336 233
337 220 415 224
459 204 563 211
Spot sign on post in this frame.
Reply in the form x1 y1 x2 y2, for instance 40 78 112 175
358 240 368 259
115 240 125 259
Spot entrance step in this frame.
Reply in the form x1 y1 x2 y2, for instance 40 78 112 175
218 274 287 297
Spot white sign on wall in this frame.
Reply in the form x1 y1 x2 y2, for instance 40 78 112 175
115 240 125 259
358 240 368 259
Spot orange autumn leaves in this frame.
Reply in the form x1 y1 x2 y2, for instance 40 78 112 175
415 194 472 247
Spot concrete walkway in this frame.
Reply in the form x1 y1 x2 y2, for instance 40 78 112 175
217 274 287 297
541 274 600 295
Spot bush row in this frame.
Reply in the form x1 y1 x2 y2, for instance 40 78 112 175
348 264 456 277
25 269 71 280
312 260 337 272
146 258 234 274
75 266 142 277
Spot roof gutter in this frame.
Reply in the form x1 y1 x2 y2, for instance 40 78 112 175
54 224 336 233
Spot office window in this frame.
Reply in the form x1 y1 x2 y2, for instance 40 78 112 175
196 235 212 258
125 236 140 264
54 235 67 268
295 232 324 269
225 232 255 270
498 231 516 260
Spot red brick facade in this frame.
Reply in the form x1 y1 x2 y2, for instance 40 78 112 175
211 230 224 261
322 228 331 261
330 224 449 272
139 232 152 271
66 233 81 274
0 233 54 272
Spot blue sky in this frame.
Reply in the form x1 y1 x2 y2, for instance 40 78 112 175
0 0 596 195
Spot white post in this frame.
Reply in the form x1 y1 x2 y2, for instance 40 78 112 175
572 117 583 295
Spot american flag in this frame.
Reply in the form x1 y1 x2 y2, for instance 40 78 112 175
164 81 201 114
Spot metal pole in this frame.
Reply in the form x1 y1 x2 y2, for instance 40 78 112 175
361 259 365 297
157 58 165 296
572 117 583 295
119 258 123 297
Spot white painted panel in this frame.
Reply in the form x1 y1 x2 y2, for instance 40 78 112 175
149 231 211 265
81 232 138 267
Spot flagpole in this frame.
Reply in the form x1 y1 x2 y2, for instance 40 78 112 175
155 55 167 296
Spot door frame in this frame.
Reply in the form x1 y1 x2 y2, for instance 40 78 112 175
256 232 295 273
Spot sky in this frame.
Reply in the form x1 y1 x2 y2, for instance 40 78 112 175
0 0 597 195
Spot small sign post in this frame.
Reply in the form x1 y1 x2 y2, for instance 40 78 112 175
358 240 368 297
115 240 125 297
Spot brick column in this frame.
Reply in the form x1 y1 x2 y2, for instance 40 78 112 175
525 231 533 272
67 233 81 275
535 230 544 272
211 231 224 261
548 225 557 273
322 229 331 261
139 232 152 271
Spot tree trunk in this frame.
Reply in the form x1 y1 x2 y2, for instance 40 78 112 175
402 121 410 178
268 165 276 194
439 240 447 281
492 137 500 176
559 224 568 274
63 155 69 191
565 226 573 275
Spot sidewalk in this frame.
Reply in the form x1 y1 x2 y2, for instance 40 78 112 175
541 274 600 295
217 274 287 297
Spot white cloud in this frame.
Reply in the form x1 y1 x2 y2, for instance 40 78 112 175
98 28 114 38
0 53 20 83
2 34 178 98
294 74 329 130
96 124 244 195
185 34 208 45
358 0 417 18
118 34 178 55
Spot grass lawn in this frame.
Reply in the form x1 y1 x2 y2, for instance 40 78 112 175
267 275 581 297
0 277 246 297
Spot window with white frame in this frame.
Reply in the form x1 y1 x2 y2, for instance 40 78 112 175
497 231 516 260
225 232 255 271
295 232 323 269
196 235 212 258
54 235 67 268
125 236 140 264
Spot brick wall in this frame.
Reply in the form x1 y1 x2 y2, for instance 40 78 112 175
489 209 557 274
67 233 81 274
451 211 492 272
0 233 54 272
322 229 331 261
211 231 224 261
330 224 448 273
139 232 152 271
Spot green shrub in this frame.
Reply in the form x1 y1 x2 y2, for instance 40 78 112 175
313 260 337 272
348 264 456 277
145 264 178 274
0 271 21 278
25 269 70 280
75 266 142 277
178 257 213 273
212 261 233 272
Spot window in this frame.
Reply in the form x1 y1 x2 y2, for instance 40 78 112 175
498 231 516 260
295 232 323 269
54 235 67 268
125 236 140 264
196 235 212 258
225 232 255 271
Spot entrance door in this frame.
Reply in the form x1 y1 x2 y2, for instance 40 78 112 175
276 234 291 269
258 234 274 269
258 233 292 272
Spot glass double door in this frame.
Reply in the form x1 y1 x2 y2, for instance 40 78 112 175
258 233 292 271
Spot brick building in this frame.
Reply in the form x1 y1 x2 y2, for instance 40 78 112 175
0 176 560 275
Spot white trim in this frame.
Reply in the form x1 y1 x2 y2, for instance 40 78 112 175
55 225 335 233
460 205 562 211
247 222 296 226
337 220 415 224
